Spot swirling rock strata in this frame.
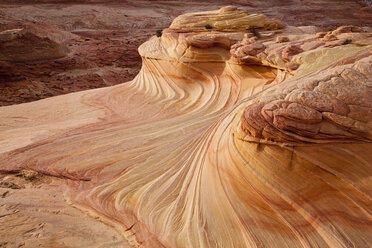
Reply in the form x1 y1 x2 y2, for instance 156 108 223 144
240 52 372 144
0 6 371 248
169 6 284 32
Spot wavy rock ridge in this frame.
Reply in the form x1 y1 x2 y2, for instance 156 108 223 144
0 6 371 248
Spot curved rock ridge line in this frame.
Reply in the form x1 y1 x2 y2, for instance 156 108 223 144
169 6 284 32
0 6 372 248
239 51 372 145
139 6 283 62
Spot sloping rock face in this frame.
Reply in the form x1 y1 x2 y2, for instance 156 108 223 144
0 29 69 62
0 0 371 106
0 29 71 106
0 6 372 248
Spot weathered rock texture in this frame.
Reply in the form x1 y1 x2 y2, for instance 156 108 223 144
0 172 128 248
0 29 69 62
0 6 372 248
0 0 371 106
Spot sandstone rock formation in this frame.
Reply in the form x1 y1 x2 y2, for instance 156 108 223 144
0 29 69 62
169 6 284 32
0 0 371 106
0 172 128 248
0 6 372 248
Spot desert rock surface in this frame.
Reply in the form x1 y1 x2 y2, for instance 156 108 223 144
1 3 372 248
0 171 128 247
0 0 371 105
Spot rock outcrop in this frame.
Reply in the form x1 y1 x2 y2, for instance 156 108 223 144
0 6 371 248
0 29 69 62
169 6 284 32
0 0 371 106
